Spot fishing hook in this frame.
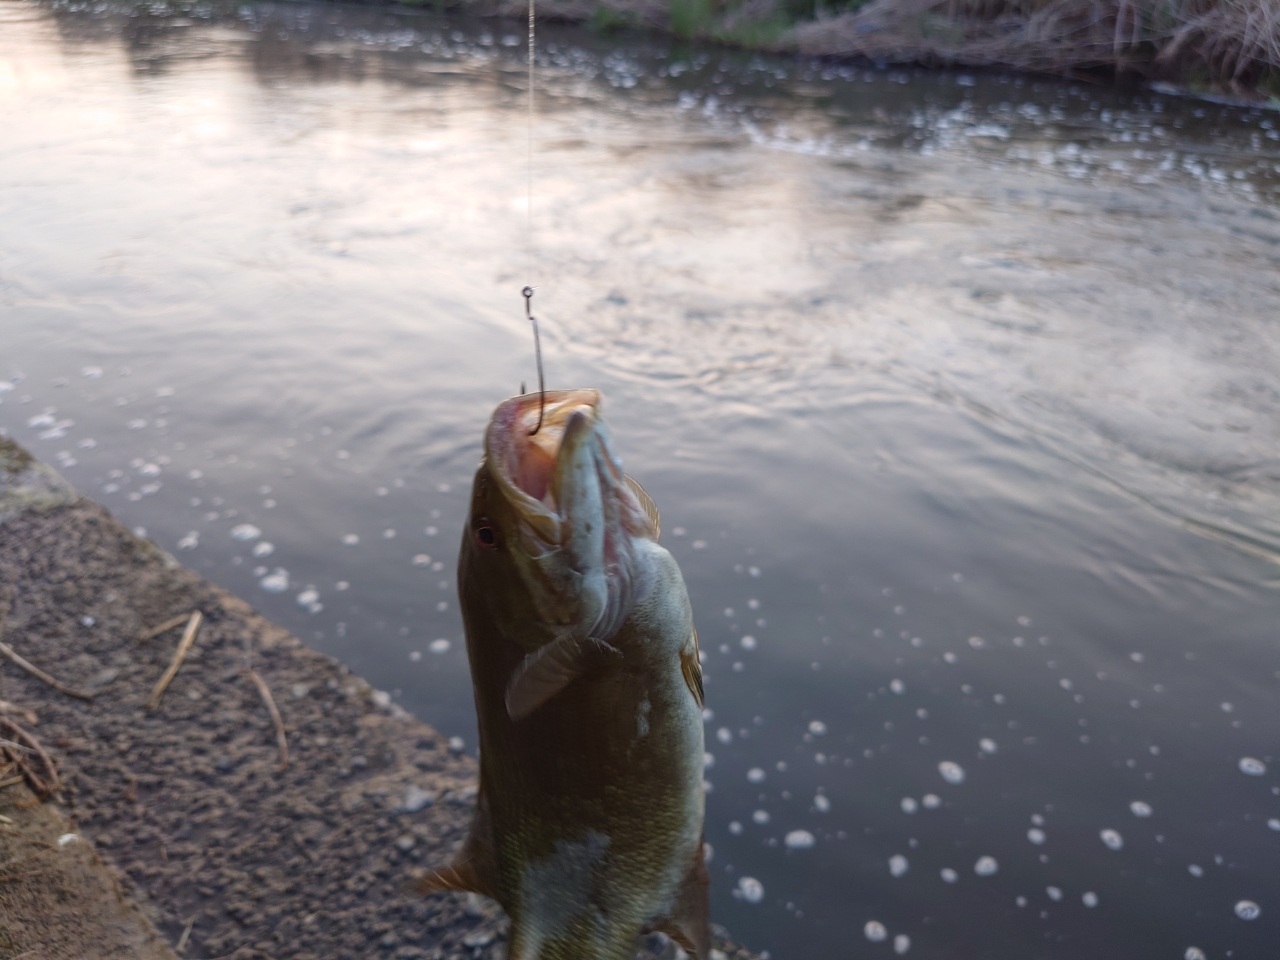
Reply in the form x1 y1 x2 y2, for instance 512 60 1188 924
523 285 545 435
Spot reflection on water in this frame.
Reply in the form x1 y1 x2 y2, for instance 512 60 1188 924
2 1 1279 957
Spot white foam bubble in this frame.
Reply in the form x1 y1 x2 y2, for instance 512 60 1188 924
889 854 909 877
893 934 910 954
974 856 998 877
728 821 743 835
716 727 732 744
752 809 770 825
1188 864 1203 877
342 534 359 545
260 569 289 593
231 523 261 541
176 531 199 551
1234 900 1261 921
939 761 966 785
890 678 905 694
808 720 827 736
429 638 451 654
413 554 432 566
1100 829 1124 851
1130 800 1153 818
940 868 958 883
813 794 831 813
740 635 757 650
980 738 997 754
1268 819 1280 832
1027 828 1046 845
737 876 764 904
252 542 274 557
922 794 941 809
863 921 887 942
1184 949 1206 960
1046 886 1062 901
1239 757 1266 776
747 767 765 783
901 797 918 814
784 830 815 850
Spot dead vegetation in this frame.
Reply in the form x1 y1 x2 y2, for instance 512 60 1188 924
785 0 1280 93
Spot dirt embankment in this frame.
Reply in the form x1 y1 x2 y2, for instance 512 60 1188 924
0 437 756 960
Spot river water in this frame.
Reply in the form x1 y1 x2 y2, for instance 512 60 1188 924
2 1 1279 957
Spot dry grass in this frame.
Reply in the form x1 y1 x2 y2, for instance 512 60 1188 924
788 0 1280 92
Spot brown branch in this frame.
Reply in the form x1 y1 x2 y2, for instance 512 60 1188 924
0 641 94 701
0 717 60 796
247 669 288 770
138 613 193 642
147 612 203 712
0 700 37 725
176 917 196 953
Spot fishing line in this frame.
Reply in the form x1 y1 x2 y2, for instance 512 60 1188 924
524 0 546 437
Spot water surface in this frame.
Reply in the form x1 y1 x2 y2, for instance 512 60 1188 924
2 2 1279 957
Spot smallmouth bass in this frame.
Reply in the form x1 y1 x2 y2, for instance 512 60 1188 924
418 389 709 960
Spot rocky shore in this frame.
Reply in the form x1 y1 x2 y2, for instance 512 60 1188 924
0 438 757 960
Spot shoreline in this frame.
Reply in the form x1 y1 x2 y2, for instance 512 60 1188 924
413 0 1279 104
0 437 757 960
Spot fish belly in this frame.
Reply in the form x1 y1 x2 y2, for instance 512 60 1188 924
487 640 704 960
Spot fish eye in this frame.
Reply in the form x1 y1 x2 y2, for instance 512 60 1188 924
474 520 498 549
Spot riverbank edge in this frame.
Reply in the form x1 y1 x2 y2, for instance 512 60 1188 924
0 436 757 960
393 0 1280 105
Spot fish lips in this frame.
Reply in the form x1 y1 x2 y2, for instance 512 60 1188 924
483 389 639 638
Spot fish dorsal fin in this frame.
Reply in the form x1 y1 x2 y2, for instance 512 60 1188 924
505 634 622 721
624 474 660 540
415 786 501 901
680 630 704 709
647 837 712 959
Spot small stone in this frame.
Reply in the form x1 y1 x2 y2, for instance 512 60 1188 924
404 786 435 812
462 930 495 948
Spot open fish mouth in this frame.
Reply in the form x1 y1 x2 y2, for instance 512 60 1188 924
484 388 653 550
483 388 657 639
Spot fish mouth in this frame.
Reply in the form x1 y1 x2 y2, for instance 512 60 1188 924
484 388 653 637
484 388 613 549
486 386 655 552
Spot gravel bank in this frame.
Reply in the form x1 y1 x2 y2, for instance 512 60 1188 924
0 437 757 960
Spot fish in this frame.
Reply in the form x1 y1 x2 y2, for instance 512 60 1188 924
417 388 709 960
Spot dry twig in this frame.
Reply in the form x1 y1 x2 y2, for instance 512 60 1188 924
0 716 60 796
0 700 37 725
138 613 193 642
177 917 196 953
0 641 94 701
247 669 289 770
147 611 203 711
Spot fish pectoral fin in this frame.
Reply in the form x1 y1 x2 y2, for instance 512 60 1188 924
505 633 622 721
624 474 661 539
647 838 712 960
415 786 501 901
413 860 493 898
680 630 704 709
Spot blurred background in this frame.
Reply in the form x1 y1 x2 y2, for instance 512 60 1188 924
1 1 1278 957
